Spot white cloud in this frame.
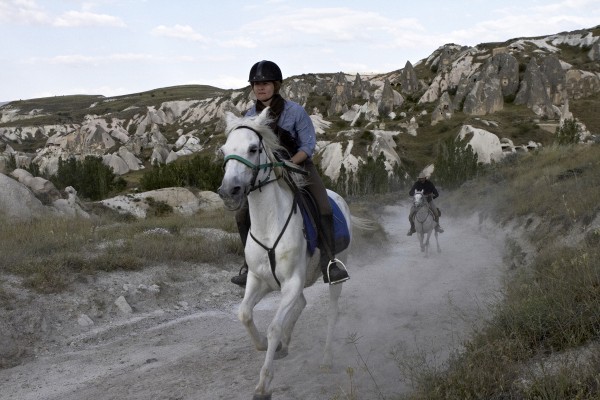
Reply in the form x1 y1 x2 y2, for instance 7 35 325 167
151 24 208 42
241 7 424 44
26 53 163 66
0 0 50 24
53 10 126 27
220 37 257 49
0 0 125 27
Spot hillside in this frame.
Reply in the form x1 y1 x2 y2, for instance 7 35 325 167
1 26 599 189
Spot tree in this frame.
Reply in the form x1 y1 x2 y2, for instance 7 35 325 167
51 156 124 200
334 163 348 196
555 118 580 145
432 136 480 190
355 152 389 195
140 155 223 192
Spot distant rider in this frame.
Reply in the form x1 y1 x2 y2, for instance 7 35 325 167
407 173 444 235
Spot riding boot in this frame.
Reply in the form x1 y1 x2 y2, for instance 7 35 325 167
231 261 248 287
407 210 416 236
434 214 444 233
319 214 349 285
231 204 250 287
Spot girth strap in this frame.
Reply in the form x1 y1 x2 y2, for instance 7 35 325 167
249 195 298 287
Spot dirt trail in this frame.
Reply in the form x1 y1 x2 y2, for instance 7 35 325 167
0 202 507 400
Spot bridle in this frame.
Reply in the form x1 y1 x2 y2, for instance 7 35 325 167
222 125 286 194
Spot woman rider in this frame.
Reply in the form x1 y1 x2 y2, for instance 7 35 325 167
230 60 350 287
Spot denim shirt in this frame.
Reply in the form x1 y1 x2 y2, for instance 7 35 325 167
245 99 316 158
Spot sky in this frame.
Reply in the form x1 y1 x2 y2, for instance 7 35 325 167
1 0 599 102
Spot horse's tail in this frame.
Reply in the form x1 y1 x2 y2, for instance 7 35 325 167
351 215 378 231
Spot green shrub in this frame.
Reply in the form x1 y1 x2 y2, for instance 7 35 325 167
432 136 480 189
555 118 581 145
140 155 223 191
50 156 126 200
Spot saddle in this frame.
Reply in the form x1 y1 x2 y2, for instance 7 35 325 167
297 192 350 256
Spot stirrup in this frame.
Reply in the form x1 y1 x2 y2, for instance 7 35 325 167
230 264 248 287
326 259 350 285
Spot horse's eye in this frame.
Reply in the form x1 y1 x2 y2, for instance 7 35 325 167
249 145 258 154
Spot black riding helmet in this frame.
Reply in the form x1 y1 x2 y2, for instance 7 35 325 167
248 60 283 83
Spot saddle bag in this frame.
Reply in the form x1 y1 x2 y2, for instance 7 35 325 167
299 194 350 255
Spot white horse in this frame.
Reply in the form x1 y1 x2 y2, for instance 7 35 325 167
217 109 359 400
412 190 441 257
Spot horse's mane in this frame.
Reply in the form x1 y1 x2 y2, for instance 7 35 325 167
225 111 306 188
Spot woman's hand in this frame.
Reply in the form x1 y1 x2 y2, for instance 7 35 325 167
290 151 308 165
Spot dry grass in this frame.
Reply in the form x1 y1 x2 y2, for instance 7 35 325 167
399 143 600 400
0 208 242 293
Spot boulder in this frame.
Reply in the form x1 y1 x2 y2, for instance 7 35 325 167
52 186 90 218
458 125 505 164
99 187 216 218
0 173 48 220
10 169 62 204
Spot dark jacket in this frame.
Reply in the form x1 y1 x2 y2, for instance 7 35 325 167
409 180 439 199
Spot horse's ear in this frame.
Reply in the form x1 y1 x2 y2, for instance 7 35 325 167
256 107 270 125
224 111 238 128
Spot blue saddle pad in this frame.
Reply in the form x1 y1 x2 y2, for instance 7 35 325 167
300 195 350 255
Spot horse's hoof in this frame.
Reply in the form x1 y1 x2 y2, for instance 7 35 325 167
253 393 272 400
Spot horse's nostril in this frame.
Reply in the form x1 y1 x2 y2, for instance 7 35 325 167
218 186 241 199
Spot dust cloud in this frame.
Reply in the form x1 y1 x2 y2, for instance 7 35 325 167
0 201 508 400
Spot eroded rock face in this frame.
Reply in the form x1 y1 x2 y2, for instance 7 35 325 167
566 69 600 100
540 54 567 105
491 53 520 98
398 61 419 95
431 92 454 125
588 41 600 61
463 59 505 116
515 58 558 119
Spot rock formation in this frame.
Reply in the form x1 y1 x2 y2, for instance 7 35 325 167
515 58 558 119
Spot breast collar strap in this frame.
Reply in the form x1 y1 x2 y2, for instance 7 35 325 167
249 194 298 287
